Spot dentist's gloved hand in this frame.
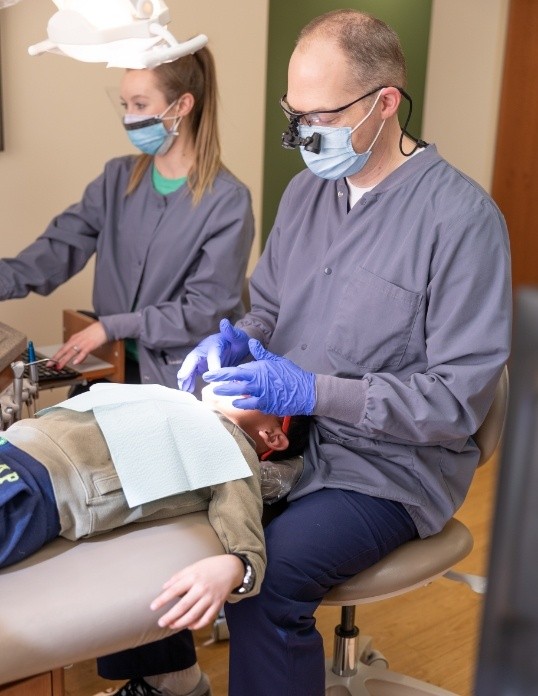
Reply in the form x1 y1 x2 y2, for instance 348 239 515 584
204 339 316 416
177 319 250 393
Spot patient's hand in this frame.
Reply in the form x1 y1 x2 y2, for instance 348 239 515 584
150 554 244 631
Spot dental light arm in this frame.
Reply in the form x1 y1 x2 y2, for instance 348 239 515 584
138 27 208 68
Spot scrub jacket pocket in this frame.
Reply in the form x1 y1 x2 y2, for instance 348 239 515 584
326 266 422 370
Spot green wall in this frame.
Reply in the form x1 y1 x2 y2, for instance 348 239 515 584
261 0 432 243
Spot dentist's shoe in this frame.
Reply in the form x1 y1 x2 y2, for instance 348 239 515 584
92 678 162 695
93 673 211 696
183 673 211 696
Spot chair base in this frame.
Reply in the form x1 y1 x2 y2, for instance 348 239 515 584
325 634 457 696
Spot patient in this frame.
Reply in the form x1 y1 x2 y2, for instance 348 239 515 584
0 384 310 633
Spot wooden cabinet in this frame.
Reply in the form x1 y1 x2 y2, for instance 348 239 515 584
491 0 538 288
0 670 64 696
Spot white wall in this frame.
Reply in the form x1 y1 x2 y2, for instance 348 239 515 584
0 1 268 347
423 0 509 190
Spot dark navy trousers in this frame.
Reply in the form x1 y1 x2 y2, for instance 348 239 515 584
225 488 417 696
97 632 197 678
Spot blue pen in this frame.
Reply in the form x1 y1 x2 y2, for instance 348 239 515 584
27 340 39 384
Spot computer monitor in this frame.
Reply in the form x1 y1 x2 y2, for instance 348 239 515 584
475 286 538 695
0 321 26 392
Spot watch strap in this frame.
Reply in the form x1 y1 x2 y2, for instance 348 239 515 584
230 553 255 595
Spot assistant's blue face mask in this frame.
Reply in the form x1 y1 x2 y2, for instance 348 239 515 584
298 90 384 180
123 100 181 156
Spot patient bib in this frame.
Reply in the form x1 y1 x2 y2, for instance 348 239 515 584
39 383 252 507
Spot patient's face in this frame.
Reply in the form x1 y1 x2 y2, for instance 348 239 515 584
201 384 284 455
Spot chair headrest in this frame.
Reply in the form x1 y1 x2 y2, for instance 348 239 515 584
474 366 509 466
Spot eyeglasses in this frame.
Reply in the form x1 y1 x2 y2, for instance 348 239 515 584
280 86 386 127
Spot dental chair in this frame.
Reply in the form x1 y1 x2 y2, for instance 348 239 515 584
0 513 225 694
322 366 509 696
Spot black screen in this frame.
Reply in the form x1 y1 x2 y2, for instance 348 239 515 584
475 287 538 695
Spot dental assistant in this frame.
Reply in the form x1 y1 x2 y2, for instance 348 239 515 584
177 11 512 696
0 46 254 390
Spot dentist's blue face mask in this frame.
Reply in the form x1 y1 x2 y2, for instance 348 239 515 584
298 90 384 180
123 100 182 156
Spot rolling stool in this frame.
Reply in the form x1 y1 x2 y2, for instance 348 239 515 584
322 367 509 696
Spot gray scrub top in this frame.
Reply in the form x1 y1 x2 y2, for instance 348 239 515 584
238 145 511 537
0 156 255 387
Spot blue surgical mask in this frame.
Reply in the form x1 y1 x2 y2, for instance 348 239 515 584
123 100 182 156
298 91 384 180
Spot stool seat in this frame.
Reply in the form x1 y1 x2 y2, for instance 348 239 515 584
322 518 473 606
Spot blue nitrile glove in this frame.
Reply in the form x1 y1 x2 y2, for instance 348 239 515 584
177 318 250 393
204 339 316 416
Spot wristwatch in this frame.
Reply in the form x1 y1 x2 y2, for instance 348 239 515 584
231 553 256 595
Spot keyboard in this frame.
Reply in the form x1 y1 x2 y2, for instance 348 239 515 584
21 348 83 384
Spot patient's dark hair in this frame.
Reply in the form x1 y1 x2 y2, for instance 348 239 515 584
270 416 312 461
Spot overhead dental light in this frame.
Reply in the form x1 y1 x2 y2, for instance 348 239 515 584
27 0 208 69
